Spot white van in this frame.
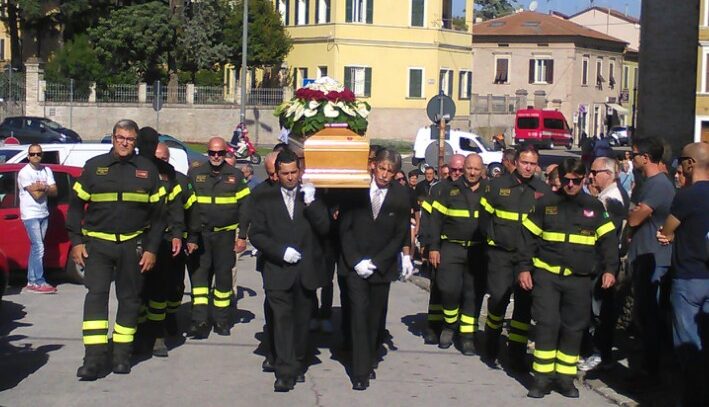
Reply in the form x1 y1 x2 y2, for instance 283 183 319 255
412 126 503 173
1 143 190 174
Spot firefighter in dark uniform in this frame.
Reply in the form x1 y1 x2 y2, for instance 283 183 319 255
68 119 166 380
518 158 617 398
428 154 487 354
479 144 551 370
187 136 250 338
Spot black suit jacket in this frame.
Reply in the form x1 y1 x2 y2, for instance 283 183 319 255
338 182 410 283
249 184 331 291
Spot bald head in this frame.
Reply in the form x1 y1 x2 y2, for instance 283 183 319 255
155 142 170 162
682 142 709 168
448 154 465 181
680 142 709 183
207 137 227 167
463 154 484 185
265 151 279 181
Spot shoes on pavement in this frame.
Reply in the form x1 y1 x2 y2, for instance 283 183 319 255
213 322 231 336
112 361 131 374
460 338 476 356
368 370 376 380
320 319 334 334
351 377 369 391
296 373 305 383
76 361 104 381
187 322 211 339
152 338 168 357
423 327 439 345
262 357 275 372
26 283 57 294
438 328 454 349
274 377 295 392
556 376 580 398
527 375 553 398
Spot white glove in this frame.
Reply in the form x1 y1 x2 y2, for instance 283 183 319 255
301 183 316 205
400 254 414 281
283 247 301 264
355 259 376 279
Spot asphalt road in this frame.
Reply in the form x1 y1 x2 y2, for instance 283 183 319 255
0 253 613 407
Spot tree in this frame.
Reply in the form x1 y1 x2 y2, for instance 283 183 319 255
475 0 517 21
177 0 231 82
44 34 102 96
58 0 116 42
223 0 292 74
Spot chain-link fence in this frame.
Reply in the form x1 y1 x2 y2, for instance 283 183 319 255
45 81 91 102
247 88 284 106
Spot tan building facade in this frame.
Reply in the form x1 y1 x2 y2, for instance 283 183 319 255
696 0 709 142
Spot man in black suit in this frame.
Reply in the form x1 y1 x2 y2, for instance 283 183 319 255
338 149 411 390
249 149 331 392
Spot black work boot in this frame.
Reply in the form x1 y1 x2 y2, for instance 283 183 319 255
187 321 210 339
152 337 168 357
213 322 231 336
112 343 132 374
165 314 179 337
438 327 455 349
527 374 553 398
507 342 529 372
77 346 107 381
460 336 476 356
423 326 439 345
481 330 500 366
556 375 580 398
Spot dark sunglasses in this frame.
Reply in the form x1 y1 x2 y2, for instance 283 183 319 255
589 169 610 176
208 150 227 157
562 177 584 185
678 156 695 164
28 152 42 157
395 177 405 181
450 167 464 173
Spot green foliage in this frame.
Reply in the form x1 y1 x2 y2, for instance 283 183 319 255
451 16 468 31
177 69 223 86
475 0 517 21
58 0 115 41
177 0 232 81
44 34 102 89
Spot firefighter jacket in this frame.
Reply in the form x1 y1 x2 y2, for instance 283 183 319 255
519 191 619 276
169 171 200 244
418 179 444 247
188 162 250 232
67 150 166 254
428 177 487 251
480 172 551 251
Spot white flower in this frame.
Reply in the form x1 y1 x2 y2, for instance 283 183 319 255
337 101 356 117
356 102 370 118
303 108 318 118
323 101 340 118
309 76 345 93
292 103 306 121
308 100 320 110
286 101 300 118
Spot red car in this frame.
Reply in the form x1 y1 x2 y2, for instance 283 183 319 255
0 163 84 287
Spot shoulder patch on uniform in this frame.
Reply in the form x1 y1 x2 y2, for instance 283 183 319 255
580 229 594 236
159 174 168 181
534 191 544 200
225 175 237 184
545 206 558 215
96 167 109 176
603 211 610 219
583 209 595 218
195 175 207 183
499 188 511 197
450 189 460 197
136 170 148 179
485 184 491 193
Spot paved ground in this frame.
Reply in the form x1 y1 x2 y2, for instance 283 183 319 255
0 253 616 407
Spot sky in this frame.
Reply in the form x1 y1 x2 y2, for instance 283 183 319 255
454 0 641 19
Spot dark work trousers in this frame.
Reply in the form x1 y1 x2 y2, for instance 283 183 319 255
531 270 592 377
265 277 315 380
166 247 187 320
338 274 351 346
485 247 532 350
314 249 336 320
82 237 144 363
347 274 391 378
426 262 444 332
437 242 486 337
631 254 672 375
580 273 616 362
190 229 236 325
141 239 172 342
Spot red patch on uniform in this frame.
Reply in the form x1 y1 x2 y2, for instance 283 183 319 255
136 170 148 179
534 191 544 200
159 174 168 181
583 209 595 218
225 176 236 184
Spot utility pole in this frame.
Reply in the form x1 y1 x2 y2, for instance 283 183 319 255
239 0 248 124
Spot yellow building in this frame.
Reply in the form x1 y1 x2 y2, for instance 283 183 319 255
0 20 11 67
696 0 709 142
274 0 474 137
621 51 638 127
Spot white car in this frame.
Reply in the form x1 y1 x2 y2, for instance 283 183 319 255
412 126 503 173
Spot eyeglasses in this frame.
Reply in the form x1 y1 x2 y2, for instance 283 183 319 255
450 167 464 173
208 150 227 157
678 156 695 164
589 169 610 176
561 177 584 186
28 152 42 157
114 135 137 144
395 177 405 181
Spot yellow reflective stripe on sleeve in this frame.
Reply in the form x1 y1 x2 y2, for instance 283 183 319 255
568 234 596 245
83 335 109 345
235 188 250 200
148 300 166 310
510 320 530 331
596 221 615 238
432 201 448 215
192 287 209 295
534 349 556 360
83 320 109 330
91 192 119 202
508 333 527 343
459 325 475 333
213 298 231 308
196 196 212 204
480 196 494 213
495 208 526 221
459 314 476 324
555 364 577 375
421 200 433 213
122 192 150 203
150 187 166 203
215 196 238 204
73 182 91 201
184 193 197 209
213 289 231 299
556 351 579 364
82 229 143 242
533 257 573 276
193 298 209 305
533 362 555 373
214 224 238 232
541 231 565 242
168 184 183 202
447 208 471 217
114 324 137 335
522 218 543 236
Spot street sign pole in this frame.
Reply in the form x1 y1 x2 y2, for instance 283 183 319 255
426 91 456 172
438 94 445 172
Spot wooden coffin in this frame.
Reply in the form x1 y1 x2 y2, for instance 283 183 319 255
289 127 371 188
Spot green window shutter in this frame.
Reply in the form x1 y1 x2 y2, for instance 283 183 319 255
326 0 331 22
411 0 424 26
529 59 535 84
409 69 422 98
344 67 352 90
305 0 309 24
293 68 299 89
285 0 290 25
366 0 373 24
346 0 353 22
365 67 372 97
546 60 554 84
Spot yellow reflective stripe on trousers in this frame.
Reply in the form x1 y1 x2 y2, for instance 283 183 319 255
480 196 494 213
73 182 91 201
184 193 197 209
555 364 577 375
213 299 231 308
193 298 209 305
459 325 475 333
508 333 527 343
83 320 109 330
82 228 143 242
168 184 183 202
556 350 579 364
148 300 167 310
213 289 231 299
83 335 108 345
167 300 182 308
214 224 238 232
459 314 476 325
568 234 596 245
534 349 556 360
596 221 615 238
522 218 543 236
533 362 555 373
192 287 209 295
421 200 433 214
533 257 572 276
113 323 136 343
147 311 166 321
510 320 530 331
91 192 119 202
235 187 250 200
443 308 459 323
114 323 136 335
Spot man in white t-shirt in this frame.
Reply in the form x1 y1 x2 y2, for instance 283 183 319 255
18 144 58 293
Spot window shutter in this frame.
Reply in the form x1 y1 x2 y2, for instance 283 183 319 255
529 59 535 83
467 72 472 98
344 67 352 90
303 68 309 82
294 0 299 24
305 0 309 24
286 0 290 25
409 69 422 98
447 71 453 96
366 0 373 24
365 67 372 97
316 0 319 24
327 0 331 22
411 0 424 26
546 60 554 84
346 0 352 22
293 68 299 89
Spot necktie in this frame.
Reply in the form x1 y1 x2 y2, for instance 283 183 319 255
372 189 383 219
286 190 295 220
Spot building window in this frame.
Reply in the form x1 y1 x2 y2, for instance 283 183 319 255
344 66 372 97
411 0 424 27
623 65 629 89
609 60 616 90
293 67 308 89
459 71 472 100
316 0 330 23
494 56 509 84
408 68 424 98
277 0 289 25
317 66 328 78
439 69 453 96
634 67 638 88
295 0 308 25
0 39 4 61
529 58 553 84
346 0 373 24
582 56 589 86
596 58 605 89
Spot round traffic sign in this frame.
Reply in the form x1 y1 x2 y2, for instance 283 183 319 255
426 93 456 123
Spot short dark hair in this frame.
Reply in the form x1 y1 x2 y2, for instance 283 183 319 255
395 170 406 178
502 148 516 162
112 119 139 136
515 144 539 161
28 143 41 151
372 148 402 171
632 137 664 163
558 158 586 178
273 142 289 153
407 169 418 178
275 149 299 171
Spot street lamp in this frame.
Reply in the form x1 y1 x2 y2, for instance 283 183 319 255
239 0 248 124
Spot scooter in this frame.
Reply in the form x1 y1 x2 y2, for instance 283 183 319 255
228 123 261 164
